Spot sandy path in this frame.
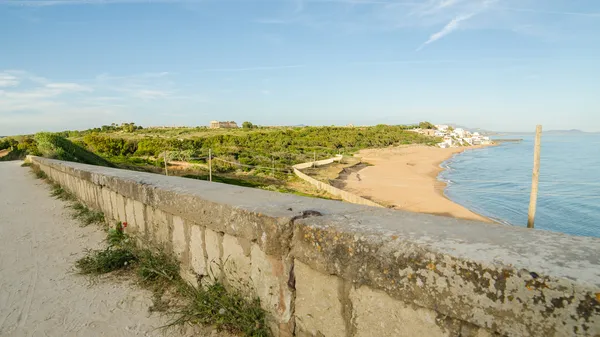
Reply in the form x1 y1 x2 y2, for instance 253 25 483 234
0 149 9 158
342 146 493 223
0 161 222 337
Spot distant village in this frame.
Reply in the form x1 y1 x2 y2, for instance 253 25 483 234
413 124 492 148
435 125 492 148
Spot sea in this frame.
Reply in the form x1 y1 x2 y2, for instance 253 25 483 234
438 133 600 238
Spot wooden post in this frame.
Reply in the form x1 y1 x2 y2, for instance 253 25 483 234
313 151 316 168
208 149 212 182
164 151 169 176
527 125 542 228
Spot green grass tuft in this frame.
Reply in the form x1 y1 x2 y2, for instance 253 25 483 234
70 202 105 226
76 247 137 274
136 248 180 284
21 162 32 167
107 222 127 246
50 184 76 201
172 282 271 337
31 166 48 179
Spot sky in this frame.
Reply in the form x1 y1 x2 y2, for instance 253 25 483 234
1 0 600 135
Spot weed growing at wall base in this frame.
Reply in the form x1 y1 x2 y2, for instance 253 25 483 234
70 202 105 226
31 165 106 227
76 247 137 274
172 282 270 337
50 184 76 201
75 222 271 337
31 165 48 180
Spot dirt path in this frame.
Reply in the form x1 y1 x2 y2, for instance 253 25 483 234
0 149 9 158
0 161 220 337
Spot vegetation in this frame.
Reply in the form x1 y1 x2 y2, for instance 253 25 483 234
76 246 137 274
75 125 436 167
174 281 270 337
242 121 256 129
35 132 115 167
31 165 48 179
50 183 76 201
0 138 18 151
0 148 27 162
76 222 271 336
419 121 436 129
70 202 105 226
10 122 438 199
35 167 106 227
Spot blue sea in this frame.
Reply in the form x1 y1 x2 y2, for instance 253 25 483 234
439 134 600 238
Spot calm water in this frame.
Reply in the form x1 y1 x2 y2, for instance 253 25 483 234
439 134 600 238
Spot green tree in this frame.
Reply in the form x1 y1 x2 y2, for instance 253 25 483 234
242 121 254 129
419 121 435 129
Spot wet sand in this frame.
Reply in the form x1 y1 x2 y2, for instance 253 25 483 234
340 145 494 223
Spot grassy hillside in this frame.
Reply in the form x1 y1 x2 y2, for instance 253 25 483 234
71 124 438 171
3 123 438 199
34 133 115 167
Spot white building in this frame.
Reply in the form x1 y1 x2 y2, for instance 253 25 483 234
435 124 449 131
453 128 466 138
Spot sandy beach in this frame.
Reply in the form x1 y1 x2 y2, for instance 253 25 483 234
340 145 493 223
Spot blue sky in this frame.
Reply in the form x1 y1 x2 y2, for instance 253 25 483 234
1 0 599 135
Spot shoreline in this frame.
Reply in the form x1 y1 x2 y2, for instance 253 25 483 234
337 145 495 223
430 145 498 222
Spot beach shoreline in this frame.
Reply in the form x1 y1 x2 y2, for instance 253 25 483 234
337 144 495 223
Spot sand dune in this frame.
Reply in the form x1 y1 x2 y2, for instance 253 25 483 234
342 145 493 223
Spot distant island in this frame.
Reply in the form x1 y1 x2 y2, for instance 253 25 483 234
545 129 597 134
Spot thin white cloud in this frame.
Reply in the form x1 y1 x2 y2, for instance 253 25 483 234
0 0 191 6
417 13 475 51
129 89 172 99
0 69 184 135
0 74 19 87
499 6 600 18
195 65 306 72
45 82 92 92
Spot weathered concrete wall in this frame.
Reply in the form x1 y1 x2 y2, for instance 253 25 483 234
292 156 383 208
29 156 600 337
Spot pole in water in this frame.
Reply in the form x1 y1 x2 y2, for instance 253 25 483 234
164 151 169 176
527 125 542 228
208 148 212 182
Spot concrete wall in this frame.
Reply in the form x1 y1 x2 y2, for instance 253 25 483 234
292 156 383 208
29 156 600 337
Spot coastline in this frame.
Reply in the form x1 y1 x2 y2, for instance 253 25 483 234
338 145 495 223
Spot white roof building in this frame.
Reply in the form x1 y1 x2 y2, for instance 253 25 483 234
453 128 466 138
